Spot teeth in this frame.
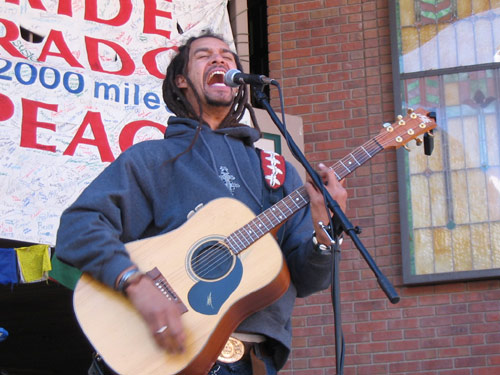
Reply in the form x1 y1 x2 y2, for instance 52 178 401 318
209 70 225 80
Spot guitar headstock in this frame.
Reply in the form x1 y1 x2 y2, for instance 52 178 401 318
378 108 437 150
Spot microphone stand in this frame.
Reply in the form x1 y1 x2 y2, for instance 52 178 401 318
251 83 400 375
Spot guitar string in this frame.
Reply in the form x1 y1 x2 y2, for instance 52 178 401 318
161 117 431 283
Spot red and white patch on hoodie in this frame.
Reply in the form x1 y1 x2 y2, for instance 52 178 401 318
260 150 286 190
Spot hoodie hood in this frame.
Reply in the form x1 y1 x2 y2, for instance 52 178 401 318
165 116 261 146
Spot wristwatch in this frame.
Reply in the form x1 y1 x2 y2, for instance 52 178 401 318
116 268 145 295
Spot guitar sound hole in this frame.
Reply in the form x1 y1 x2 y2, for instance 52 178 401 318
191 241 234 280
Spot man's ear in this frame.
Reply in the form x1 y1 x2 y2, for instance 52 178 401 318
175 74 188 89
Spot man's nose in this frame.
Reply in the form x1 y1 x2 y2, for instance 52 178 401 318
210 53 227 65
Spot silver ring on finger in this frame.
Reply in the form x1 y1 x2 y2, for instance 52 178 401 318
155 325 168 334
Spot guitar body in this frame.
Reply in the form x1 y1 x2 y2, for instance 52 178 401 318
73 197 291 375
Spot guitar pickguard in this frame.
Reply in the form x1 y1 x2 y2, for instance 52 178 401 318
188 257 243 315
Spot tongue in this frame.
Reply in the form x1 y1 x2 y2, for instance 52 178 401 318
208 73 224 86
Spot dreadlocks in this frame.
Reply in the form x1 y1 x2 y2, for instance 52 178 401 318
163 30 258 130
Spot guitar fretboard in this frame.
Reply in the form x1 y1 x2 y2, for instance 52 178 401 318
224 136 385 254
225 187 309 253
332 140 383 180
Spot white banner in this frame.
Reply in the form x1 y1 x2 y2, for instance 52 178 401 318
0 0 233 245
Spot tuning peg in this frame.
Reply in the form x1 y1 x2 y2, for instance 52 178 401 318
426 131 435 137
403 144 411 151
415 138 423 146
407 108 414 114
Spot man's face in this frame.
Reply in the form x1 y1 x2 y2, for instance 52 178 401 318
176 37 238 112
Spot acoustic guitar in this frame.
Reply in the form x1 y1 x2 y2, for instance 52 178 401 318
73 108 437 374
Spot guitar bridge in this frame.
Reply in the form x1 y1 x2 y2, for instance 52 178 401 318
146 267 188 314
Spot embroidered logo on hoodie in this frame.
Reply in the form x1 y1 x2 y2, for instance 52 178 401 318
219 166 240 194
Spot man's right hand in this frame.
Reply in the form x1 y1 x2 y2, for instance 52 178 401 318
125 276 186 354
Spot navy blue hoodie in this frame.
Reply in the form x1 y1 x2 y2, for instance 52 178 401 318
56 116 333 369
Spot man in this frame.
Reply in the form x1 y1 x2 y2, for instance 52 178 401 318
56 31 347 374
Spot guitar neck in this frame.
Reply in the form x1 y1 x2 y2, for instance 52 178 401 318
225 137 385 254
330 136 384 181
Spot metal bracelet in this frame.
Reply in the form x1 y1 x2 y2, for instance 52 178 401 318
116 267 141 294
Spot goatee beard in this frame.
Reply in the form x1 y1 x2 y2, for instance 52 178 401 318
205 95 234 107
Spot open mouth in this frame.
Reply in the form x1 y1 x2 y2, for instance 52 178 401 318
207 70 226 87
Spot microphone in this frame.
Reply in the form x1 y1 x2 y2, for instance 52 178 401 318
224 69 276 87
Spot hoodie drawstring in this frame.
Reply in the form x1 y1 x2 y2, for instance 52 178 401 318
224 135 263 209
199 131 219 173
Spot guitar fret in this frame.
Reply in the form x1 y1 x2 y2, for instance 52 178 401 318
353 152 368 166
267 207 278 222
360 145 372 158
225 236 240 253
255 216 270 232
262 210 277 227
271 206 286 222
242 225 258 242
232 231 247 251
279 200 294 214
296 189 309 205
344 153 361 167
260 214 275 231
287 194 301 208
339 160 352 174
248 219 265 236
235 228 252 247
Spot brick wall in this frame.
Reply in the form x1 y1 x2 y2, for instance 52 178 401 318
267 0 500 374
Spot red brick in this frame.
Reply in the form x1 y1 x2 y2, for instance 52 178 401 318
473 367 500 375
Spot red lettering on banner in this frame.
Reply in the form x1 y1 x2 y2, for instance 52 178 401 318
64 111 115 162
4 0 46 10
38 30 85 68
85 0 132 26
85 36 135 76
57 0 73 16
142 47 177 79
0 18 26 59
0 94 14 121
20 98 57 152
143 0 173 39
17 99 166 160
119 120 166 151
